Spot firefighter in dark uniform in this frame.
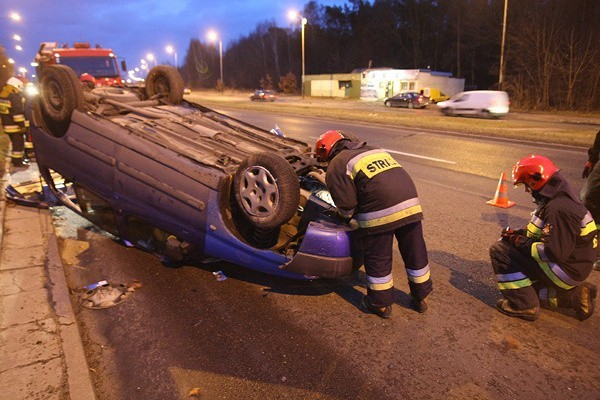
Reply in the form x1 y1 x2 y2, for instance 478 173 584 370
15 76 35 160
315 130 432 319
0 77 29 168
490 155 597 321
581 130 600 270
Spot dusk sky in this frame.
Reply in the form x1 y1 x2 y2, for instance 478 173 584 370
2 0 349 79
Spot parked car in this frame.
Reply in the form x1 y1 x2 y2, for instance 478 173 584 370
29 65 360 280
250 89 277 102
383 92 429 109
436 90 509 118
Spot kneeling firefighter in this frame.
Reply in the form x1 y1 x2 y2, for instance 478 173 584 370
490 155 597 321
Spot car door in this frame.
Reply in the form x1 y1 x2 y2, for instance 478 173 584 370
399 94 410 107
453 94 471 114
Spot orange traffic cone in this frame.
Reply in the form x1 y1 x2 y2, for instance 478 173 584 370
487 172 516 208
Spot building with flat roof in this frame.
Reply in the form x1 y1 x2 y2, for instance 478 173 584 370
304 68 464 101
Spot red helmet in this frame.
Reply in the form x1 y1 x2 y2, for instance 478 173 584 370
512 155 559 191
315 130 346 162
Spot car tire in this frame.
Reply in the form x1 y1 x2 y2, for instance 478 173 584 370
384 101 391 107
234 152 300 230
37 65 85 137
39 65 84 124
145 65 185 104
408 102 414 109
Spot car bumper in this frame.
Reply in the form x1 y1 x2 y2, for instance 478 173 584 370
281 220 356 278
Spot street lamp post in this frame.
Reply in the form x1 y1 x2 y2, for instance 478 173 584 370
146 53 157 67
208 31 224 93
166 45 178 68
498 0 508 90
288 11 307 99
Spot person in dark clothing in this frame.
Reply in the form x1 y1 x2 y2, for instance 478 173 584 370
315 130 432 319
0 77 29 168
581 130 600 270
490 155 597 321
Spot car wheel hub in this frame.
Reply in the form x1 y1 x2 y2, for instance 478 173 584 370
238 166 279 217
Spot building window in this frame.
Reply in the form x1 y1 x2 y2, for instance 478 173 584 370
339 80 352 89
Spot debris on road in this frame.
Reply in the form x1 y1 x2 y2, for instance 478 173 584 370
212 271 227 282
80 282 131 309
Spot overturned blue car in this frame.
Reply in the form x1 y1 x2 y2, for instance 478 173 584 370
30 65 360 279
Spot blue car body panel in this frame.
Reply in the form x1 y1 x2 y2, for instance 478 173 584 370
30 96 357 280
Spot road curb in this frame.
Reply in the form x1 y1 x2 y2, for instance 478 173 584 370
45 225 96 400
0 155 96 399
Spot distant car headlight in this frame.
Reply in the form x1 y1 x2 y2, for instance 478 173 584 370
25 84 40 97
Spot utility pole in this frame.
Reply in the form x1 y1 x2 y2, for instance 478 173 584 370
498 0 508 90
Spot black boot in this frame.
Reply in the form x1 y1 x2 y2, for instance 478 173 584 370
496 299 540 321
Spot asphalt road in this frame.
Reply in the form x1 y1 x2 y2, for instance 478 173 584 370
54 110 600 400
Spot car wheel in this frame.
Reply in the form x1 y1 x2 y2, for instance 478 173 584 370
37 65 85 137
145 65 185 104
234 152 300 230
384 101 391 107
408 102 414 109
32 65 84 137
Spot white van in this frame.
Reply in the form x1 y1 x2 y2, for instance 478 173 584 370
436 90 509 118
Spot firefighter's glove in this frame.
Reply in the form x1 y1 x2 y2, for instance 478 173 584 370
505 234 534 254
501 227 525 238
582 161 595 179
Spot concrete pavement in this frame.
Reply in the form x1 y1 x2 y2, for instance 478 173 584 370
0 161 95 399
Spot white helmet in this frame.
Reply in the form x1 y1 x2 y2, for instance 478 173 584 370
6 77 24 91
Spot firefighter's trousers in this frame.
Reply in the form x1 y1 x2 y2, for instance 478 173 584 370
361 221 432 307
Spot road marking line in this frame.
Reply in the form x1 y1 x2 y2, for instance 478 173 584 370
383 149 457 164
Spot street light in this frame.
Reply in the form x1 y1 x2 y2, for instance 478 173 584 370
146 53 157 67
9 12 21 22
6 11 23 70
207 30 223 92
166 45 178 68
288 10 307 99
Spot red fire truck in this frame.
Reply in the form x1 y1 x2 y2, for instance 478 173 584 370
35 42 127 88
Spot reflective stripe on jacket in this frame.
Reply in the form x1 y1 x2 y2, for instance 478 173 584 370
0 87 28 131
525 171 597 286
326 143 423 233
